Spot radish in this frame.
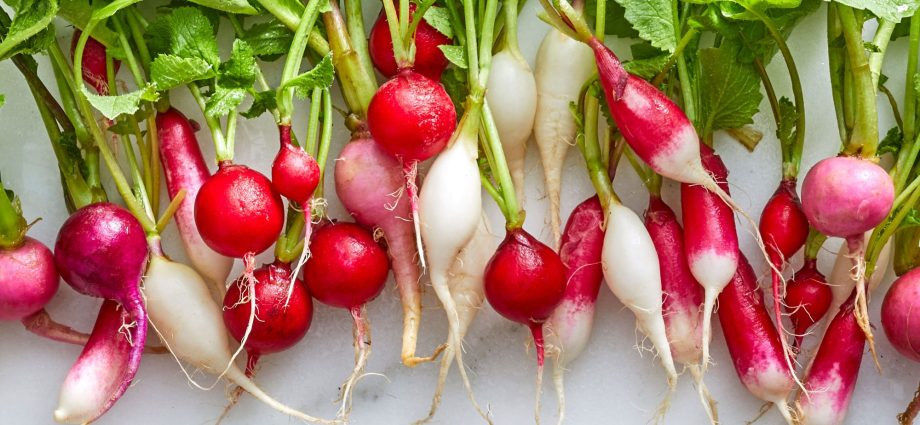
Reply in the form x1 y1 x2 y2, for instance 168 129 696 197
882 267 920 362
795 293 865 425
334 138 440 366
533 28 595 247
52 203 149 424
760 179 810 263
545 196 604 423
157 107 233 294
368 3 451 81
719 254 794 423
421 216 494 422
303 221 389 418
785 259 832 349
680 143 738 370
272 125 320 206
71 30 119 94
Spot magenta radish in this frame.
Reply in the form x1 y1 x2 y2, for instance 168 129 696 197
71 30 119 94
881 267 920 362
719 254 794 423
680 144 738 369
486 50 536 203
157 107 232 292
334 137 437 366
546 196 605 423
785 259 832 349
367 3 451 81
52 203 149 424
533 29 596 247
304 221 389 418
795 293 865 425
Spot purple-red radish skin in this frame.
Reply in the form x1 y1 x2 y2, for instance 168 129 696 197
272 125 320 205
797 294 865 425
0 237 58 321
760 179 809 264
786 260 832 348
645 195 704 365
71 30 119 95
881 267 920 362
801 156 893 238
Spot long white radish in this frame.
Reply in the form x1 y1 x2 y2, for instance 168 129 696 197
418 126 487 418
533 28 596 247
486 50 537 203
141 253 335 424
601 203 678 389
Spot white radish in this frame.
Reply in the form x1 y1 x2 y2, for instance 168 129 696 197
533 28 596 247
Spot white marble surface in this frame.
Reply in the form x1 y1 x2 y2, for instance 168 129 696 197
1 3 917 425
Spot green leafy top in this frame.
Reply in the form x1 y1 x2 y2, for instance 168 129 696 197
0 0 58 60
698 40 764 136
613 0 676 52
833 0 919 22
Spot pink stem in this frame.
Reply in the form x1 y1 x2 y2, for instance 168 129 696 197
20 308 90 345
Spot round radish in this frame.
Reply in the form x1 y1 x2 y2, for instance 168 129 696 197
195 163 285 258
368 4 451 81
760 179 809 263
272 125 320 206
801 156 893 239
785 259 832 349
305 222 389 309
367 69 457 163
0 237 58 321
882 267 920 362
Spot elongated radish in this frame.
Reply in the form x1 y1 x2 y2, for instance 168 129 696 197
334 137 438 366
422 216 494 423
545 195 604 424
142 245 333 423
486 50 537 203
71 30 119 95
304 222 389 419
785 259 832 349
53 203 148 424
368 4 451 81
533 29 595 247
719 254 794 424
157 107 232 293
795 293 865 425
680 144 738 369
602 202 678 391
272 125 321 205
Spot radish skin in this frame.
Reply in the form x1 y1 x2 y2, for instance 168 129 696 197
486 50 537 203
0 237 59 321
533 29 595 247
601 202 678 389
157 107 232 293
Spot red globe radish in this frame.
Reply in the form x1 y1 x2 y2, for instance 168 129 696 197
719 254 794 423
71 30 119 94
486 50 536 203
195 162 285 259
368 4 451 81
304 221 389 418
881 267 920 362
484 227 567 423
546 196 604 424
272 125 320 206
157 107 232 293
334 137 437 366
796 293 865 425
760 179 810 264
533 29 595 247
0 236 59 321
785 259 832 349
52 203 149 424
680 144 738 370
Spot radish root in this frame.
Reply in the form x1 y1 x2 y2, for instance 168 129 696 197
286 202 314 308
898 379 920 425
20 308 90 345
551 346 566 425
404 162 426 272
845 236 880 371
216 354 259 424
338 306 372 421
688 364 718 425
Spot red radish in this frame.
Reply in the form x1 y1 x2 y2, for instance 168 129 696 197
334 138 436 366
680 144 738 369
367 70 457 163
760 179 810 264
272 125 320 206
796 293 865 425
52 203 148 424
719 254 794 423
484 227 567 422
368 4 451 81
0 236 59 321
533 29 596 247
546 196 605 423
304 221 389 417
157 107 233 292
645 195 715 422
195 162 285 259
71 30 119 94
881 267 920 362
785 259 832 349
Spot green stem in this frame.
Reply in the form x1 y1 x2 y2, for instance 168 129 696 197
651 28 698 87
503 0 523 58
47 44 90 144
476 0 501 86
323 2 377 119
275 204 306 263
827 4 848 143
0 181 27 249
803 228 827 261
837 5 879 157
869 20 896 87
578 93 616 214
674 0 696 125
188 84 230 161
278 0 324 124
228 16 279 122
868 183 920 277
880 83 903 131
381 0 410 67
481 101 523 227
896 13 920 194
125 9 151 75
304 88 323 154
11 56 74 134
315 89 334 202
255 0 331 56
343 0 374 80
594 0 605 40
463 0 481 88
111 16 145 86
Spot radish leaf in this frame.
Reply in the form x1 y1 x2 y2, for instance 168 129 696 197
699 41 762 135
612 0 676 52
151 55 215 90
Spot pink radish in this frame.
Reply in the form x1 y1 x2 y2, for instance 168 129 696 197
368 3 451 81
795 293 865 425
304 221 389 418
882 267 920 362
785 259 832 349
157 107 232 293
334 137 438 366
546 195 604 423
680 144 738 369
52 203 148 424
533 28 595 247
719 254 794 423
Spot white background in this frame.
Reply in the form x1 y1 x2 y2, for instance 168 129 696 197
0 3 917 425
